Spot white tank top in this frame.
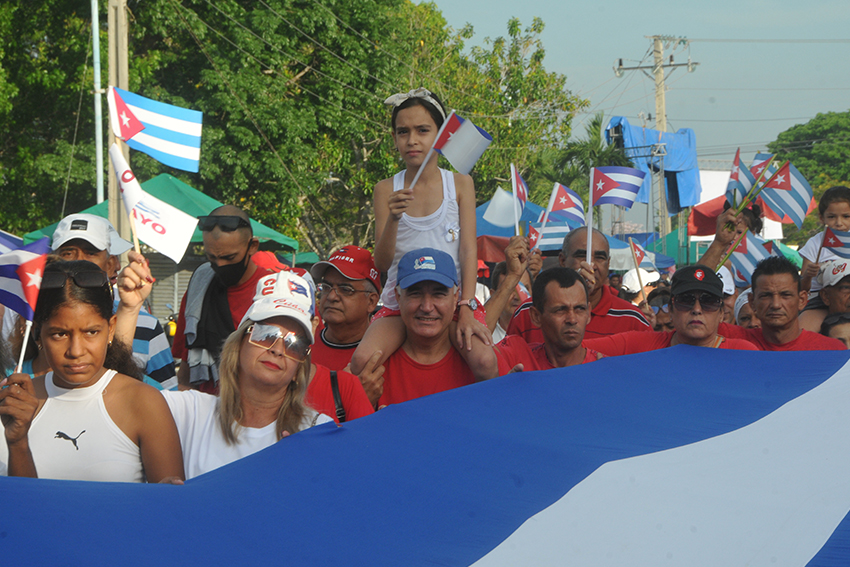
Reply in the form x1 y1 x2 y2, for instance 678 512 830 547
380 168 463 309
0 370 144 482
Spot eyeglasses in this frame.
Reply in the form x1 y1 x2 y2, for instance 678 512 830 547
197 215 251 232
672 292 723 313
41 270 109 290
247 323 310 362
649 302 671 314
317 282 371 298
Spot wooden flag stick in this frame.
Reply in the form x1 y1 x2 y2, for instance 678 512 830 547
815 232 826 264
717 228 748 272
15 320 33 374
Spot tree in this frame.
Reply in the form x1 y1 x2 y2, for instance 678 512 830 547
767 111 850 246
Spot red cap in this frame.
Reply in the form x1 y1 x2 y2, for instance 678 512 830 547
310 246 381 292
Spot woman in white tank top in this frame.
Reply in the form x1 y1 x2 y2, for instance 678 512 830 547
0 260 184 483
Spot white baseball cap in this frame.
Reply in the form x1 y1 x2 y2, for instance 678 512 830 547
818 260 850 288
51 214 133 255
716 266 735 296
240 271 315 343
621 268 660 293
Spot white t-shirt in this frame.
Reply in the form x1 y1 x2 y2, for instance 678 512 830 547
799 232 840 293
161 390 332 480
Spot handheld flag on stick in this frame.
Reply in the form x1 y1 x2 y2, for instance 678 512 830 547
108 144 198 263
107 86 203 173
728 231 775 284
758 161 814 229
528 221 571 252
821 227 850 260
627 238 646 293
725 148 755 208
587 165 646 264
537 182 584 249
432 112 492 175
750 153 775 180
407 111 491 191
510 164 530 236
0 238 50 372
629 238 654 270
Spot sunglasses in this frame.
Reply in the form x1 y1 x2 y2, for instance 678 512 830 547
197 215 251 232
317 282 371 298
672 292 723 313
41 270 109 290
650 302 671 314
247 323 310 362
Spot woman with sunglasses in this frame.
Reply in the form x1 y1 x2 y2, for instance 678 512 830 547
584 265 759 356
159 271 333 479
0 261 184 482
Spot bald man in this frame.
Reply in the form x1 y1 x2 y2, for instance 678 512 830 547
172 205 270 391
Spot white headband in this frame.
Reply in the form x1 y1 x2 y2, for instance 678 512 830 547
384 88 446 120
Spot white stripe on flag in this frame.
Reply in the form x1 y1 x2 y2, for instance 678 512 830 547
474 356 850 567
126 103 203 137
130 132 201 161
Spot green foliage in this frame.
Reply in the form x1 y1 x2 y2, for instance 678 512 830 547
768 111 850 246
0 0 585 257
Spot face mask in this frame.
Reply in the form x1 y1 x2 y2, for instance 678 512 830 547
211 246 250 287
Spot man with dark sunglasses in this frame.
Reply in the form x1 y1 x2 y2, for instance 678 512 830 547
171 205 270 391
718 256 845 351
584 265 758 356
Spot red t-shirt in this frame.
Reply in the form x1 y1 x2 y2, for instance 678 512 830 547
496 335 601 374
379 345 475 406
506 285 650 344
172 266 272 360
306 364 375 424
584 330 760 356
718 323 846 351
310 321 359 371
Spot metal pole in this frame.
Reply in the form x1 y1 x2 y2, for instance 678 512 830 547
91 0 104 203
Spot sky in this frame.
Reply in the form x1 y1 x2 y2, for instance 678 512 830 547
429 0 850 168
428 0 850 234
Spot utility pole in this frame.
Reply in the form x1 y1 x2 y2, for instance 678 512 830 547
90 0 104 203
614 36 698 239
107 0 131 243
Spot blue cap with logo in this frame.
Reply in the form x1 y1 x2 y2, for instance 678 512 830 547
396 248 458 289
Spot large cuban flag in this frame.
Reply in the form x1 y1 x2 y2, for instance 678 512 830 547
4 347 850 566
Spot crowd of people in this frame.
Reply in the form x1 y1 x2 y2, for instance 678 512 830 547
1 88 847 484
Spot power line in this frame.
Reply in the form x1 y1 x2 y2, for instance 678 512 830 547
668 116 814 123
256 0 397 93
306 0 504 112
674 87 850 92
688 38 850 44
180 1 387 131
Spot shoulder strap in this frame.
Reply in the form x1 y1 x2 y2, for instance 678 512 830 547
330 371 346 423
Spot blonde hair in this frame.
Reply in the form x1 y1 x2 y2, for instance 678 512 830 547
217 319 311 444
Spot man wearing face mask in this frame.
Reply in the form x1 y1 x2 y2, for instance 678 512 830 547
172 205 269 392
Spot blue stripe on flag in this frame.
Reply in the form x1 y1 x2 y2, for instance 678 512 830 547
116 87 203 124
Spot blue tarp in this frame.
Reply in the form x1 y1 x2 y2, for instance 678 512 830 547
605 117 702 213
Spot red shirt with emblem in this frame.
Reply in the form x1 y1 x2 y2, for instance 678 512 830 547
495 335 602 374
379 346 475 406
506 285 650 344
584 330 759 356
718 324 846 351
306 364 375 423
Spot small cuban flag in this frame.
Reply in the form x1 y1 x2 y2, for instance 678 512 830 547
822 227 850 259
0 238 50 321
528 221 571 252
725 148 755 208
511 164 529 211
750 152 776 180
432 111 492 175
591 166 646 208
107 86 203 173
547 183 586 226
730 231 775 284
759 161 814 229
